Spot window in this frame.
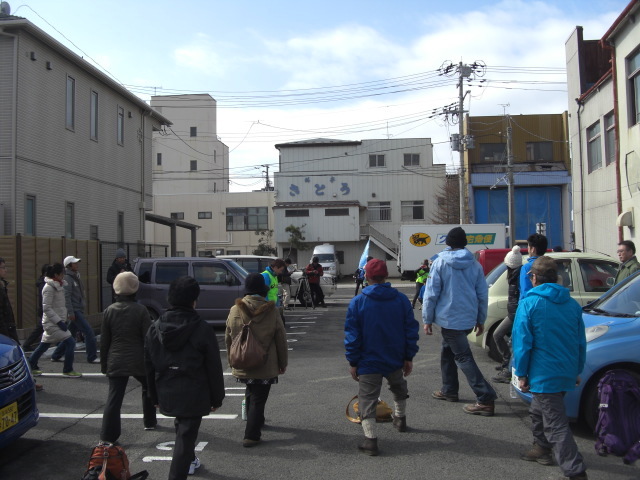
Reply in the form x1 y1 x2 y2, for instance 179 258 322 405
198 251 213 257
117 211 124 245
587 121 602 173
325 208 349 216
403 154 420 166
193 263 229 285
555 260 573 291
190 160 197 171
90 224 99 240
90 90 98 140
155 262 189 284
368 201 391 222
170 212 185 220
156 153 162 166
369 154 385 167
198 211 212 219
175 251 185 257
227 250 241 255
579 260 618 293
226 207 269 230
66 76 75 130
65 202 75 238
525 142 553 162
604 112 615 166
283 209 310 218
190 126 197 137
628 50 640 125
479 143 505 162
117 106 124 145
137 262 153 284
25 195 36 236
401 200 424 220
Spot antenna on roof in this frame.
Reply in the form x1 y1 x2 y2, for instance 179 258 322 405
0 2 11 15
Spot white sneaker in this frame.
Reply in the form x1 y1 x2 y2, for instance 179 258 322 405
188 457 200 475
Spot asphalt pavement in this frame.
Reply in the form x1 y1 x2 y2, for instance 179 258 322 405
1 280 638 479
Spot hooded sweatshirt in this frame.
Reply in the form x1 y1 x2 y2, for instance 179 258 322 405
512 282 586 393
145 307 225 417
345 283 419 376
422 247 488 330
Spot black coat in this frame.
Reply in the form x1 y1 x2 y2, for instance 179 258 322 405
0 279 19 344
106 259 133 302
145 307 225 417
506 266 521 319
100 297 151 377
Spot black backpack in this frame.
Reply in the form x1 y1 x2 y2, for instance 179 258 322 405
594 369 640 464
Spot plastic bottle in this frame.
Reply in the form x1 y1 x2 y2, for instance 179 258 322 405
510 383 518 399
241 397 247 421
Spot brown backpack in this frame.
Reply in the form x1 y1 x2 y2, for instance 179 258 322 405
82 442 148 480
228 321 269 370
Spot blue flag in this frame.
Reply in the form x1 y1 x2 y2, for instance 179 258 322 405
358 239 371 269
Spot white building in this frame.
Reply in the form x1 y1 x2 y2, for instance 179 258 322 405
273 138 445 275
565 0 640 256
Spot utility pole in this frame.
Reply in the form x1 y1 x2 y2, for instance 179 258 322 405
506 115 515 246
457 62 471 224
263 164 272 191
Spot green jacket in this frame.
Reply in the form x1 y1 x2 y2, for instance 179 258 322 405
415 266 429 284
262 267 279 303
614 256 640 285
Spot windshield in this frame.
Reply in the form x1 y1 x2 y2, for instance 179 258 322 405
315 254 335 263
485 262 508 288
588 273 640 316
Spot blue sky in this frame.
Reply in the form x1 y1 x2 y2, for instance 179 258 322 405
10 0 630 191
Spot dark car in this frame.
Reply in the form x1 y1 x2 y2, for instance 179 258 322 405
0 334 39 449
133 257 248 326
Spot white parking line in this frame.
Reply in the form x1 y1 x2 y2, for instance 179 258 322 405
38 413 237 419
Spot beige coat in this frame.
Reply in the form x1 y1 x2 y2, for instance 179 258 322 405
41 277 72 344
225 295 288 379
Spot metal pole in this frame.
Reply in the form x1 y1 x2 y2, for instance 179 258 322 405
458 62 466 224
506 116 515 246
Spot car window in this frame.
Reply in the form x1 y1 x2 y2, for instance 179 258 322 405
138 262 153 284
578 260 618 293
485 262 507 287
193 263 229 285
155 262 189 284
555 260 573 291
237 259 261 273
595 274 640 316
316 254 335 262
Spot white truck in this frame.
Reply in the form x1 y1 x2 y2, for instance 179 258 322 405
397 224 506 279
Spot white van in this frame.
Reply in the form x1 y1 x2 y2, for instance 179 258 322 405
311 243 341 278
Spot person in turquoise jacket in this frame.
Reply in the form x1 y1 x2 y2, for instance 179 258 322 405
519 233 548 300
512 256 587 480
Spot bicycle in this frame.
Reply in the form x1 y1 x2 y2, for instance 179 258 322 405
293 273 314 310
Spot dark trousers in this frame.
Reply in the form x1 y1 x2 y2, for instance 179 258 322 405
244 384 272 441
309 283 324 306
354 279 363 296
412 282 423 307
169 416 202 480
101 375 157 443
23 323 44 350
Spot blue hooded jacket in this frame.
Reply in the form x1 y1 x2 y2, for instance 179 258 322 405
512 282 586 393
345 283 419 376
422 247 488 330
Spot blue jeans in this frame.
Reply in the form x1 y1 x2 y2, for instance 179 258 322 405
440 327 496 404
52 310 97 362
29 336 76 373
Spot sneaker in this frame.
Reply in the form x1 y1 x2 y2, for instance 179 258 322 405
242 438 261 448
31 370 43 376
462 402 495 417
144 425 156 431
520 442 554 465
62 371 83 378
88 358 100 364
431 390 459 402
50 357 62 363
188 457 200 475
492 369 512 384
357 437 379 456
392 415 407 432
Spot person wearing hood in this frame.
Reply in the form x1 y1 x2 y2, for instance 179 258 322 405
225 273 288 448
28 263 82 377
422 227 497 416
100 272 156 444
512 256 587 480
345 259 419 456
107 248 133 304
492 246 523 383
145 276 225 479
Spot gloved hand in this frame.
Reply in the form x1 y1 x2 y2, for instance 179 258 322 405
57 321 68 332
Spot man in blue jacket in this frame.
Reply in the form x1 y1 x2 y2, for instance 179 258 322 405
422 227 497 416
345 258 419 456
512 256 587 480
519 233 548 300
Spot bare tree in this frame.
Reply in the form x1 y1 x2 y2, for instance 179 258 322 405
430 174 461 224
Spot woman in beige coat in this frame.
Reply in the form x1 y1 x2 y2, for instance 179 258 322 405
225 273 288 447
28 263 81 377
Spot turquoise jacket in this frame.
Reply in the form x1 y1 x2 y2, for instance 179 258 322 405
422 247 488 329
512 282 586 393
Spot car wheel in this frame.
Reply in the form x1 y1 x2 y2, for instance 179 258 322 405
486 323 503 363
583 369 640 432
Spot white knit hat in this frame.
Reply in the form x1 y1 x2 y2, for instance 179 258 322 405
504 245 522 269
113 272 139 295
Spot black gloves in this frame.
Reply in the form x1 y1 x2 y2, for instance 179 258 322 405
57 321 68 332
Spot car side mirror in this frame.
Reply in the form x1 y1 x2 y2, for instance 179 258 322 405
606 276 615 288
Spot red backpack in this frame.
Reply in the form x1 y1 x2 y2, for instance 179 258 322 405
82 442 148 480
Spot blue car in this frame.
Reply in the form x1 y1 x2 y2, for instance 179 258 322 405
0 334 39 449
513 271 640 431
